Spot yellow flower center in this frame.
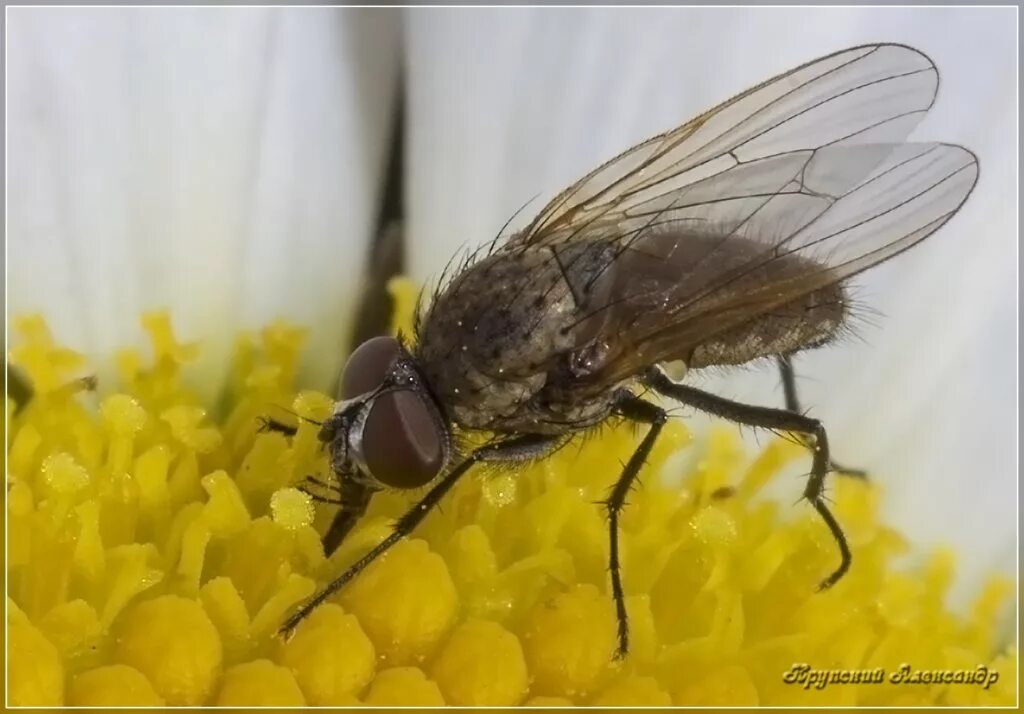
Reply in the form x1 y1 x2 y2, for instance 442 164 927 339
6 281 1016 706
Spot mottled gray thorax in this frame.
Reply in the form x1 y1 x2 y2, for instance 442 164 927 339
415 242 619 434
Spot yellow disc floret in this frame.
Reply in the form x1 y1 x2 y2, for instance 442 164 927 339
8 605 65 707
270 487 315 530
363 667 446 706
215 659 306 706
431 619 529 705
277 603 376 705
68 665 165 706
522 583 618 698
340 538 459 664
114 595 223 705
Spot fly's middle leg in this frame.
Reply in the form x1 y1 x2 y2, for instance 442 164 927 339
644 367 852 591
778 353 866 478
605 391 668 659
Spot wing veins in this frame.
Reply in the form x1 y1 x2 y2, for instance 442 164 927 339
664 146 962 321
524 45 930 241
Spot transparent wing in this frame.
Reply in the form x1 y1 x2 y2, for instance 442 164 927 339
493 44 978 382
590 141 978 381
510 44 942 249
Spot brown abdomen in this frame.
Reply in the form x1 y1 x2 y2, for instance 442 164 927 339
689 281 848 368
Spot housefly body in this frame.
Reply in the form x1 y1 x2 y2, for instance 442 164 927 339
271 44 978 658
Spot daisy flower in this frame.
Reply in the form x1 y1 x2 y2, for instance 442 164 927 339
6 6 1017 707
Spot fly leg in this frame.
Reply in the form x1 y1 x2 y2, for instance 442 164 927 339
644 368 851 592
257 416 369 553
606 391 668 659
258 417 298 437
778 353 866 478
280 433 561 638
321 479 376 556
302 490 342 506
303 475 339 494
297 476 346 510
257 417 366 550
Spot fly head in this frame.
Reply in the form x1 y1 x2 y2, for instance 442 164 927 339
321 336 450 490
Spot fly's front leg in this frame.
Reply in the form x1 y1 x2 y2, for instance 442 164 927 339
606 391 668 659
257 411 324 436
280 433 561 639
320 479 375 556
645 368 851 591
258 417 372 554
778 353 865 478
257 417 298 437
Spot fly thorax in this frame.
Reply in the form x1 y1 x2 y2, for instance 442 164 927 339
417 241 618 429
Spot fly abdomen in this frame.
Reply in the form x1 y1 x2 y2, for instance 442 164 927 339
689 280 848 368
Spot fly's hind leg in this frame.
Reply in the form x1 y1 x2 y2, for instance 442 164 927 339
778 353 866 478
605 391 668 659
644 368 851 592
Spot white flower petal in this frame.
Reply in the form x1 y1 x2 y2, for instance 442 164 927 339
8 7 401 392
405 7 1016 587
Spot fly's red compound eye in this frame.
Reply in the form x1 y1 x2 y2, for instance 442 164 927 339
340 335 402 399
341 336 444 488
361 390 444 489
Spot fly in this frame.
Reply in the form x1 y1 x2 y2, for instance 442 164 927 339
269 43 978 658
